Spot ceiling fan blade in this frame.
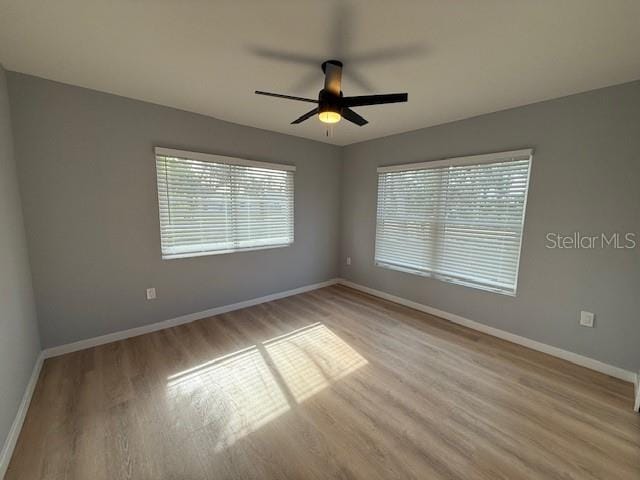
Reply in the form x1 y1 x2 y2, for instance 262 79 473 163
289 70 322 94
291 108 319 124
255 91 318 104
249 47 319 66
343 68 375 92
328 1 353 60
348 44 426 65
342 93 408 107
342 107 368 126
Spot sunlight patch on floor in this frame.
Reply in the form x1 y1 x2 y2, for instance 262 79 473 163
264 323 367 402
166 322 367 451
167 346 289 451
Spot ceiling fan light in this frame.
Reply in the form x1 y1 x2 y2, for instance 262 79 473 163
318 110 341 124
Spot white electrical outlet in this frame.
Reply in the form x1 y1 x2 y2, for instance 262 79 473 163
146 287 156 300
346 256 352 265
579 310 595 327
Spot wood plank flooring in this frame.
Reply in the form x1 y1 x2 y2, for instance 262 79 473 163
6 285 639 479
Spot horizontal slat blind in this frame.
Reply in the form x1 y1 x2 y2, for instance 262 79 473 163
156 150 294 259
375 150 532 295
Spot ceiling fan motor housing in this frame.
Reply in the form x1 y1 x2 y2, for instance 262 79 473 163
254 57 406 126
318 88 342 116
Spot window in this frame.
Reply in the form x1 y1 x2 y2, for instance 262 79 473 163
375 149 532 295
155 147 294 259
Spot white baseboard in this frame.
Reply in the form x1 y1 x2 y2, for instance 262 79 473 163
43 278 340 358
3 275 636 475
42 276 635 384
0 352 44 478
337 279 636 384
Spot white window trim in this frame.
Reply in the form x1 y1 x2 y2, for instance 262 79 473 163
160 241 292 260
377 148 533 173
155 147 296 172
375 149 533 296
154 147 295 260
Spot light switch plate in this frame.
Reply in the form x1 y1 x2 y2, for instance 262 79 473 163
146 287 156 300
579 310 595 327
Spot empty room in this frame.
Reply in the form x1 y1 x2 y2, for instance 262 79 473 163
1 1 639 479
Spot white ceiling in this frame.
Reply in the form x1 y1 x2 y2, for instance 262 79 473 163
1 1 639 146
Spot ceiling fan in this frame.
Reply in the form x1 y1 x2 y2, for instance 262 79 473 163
255 60 408 126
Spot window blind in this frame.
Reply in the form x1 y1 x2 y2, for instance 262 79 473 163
155 147 295 259
375 149 532 295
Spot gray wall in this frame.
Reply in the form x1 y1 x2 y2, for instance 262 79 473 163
5 70 639 373
341 81 640 372
0 66 40 456
7 73 342 348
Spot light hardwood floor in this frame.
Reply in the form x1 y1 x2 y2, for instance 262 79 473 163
6 285 639 479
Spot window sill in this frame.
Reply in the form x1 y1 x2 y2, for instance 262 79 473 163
162 242 293 260
374 261 517 297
